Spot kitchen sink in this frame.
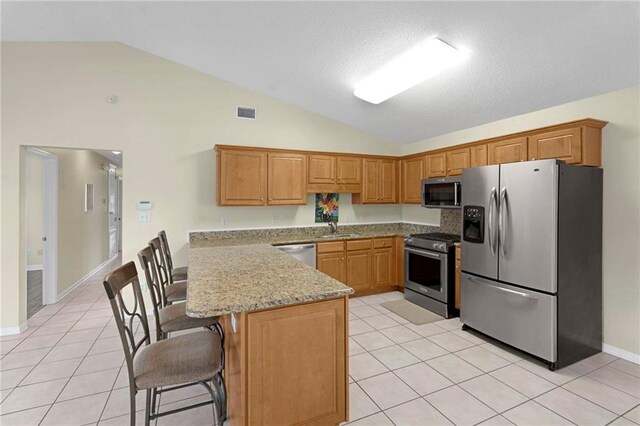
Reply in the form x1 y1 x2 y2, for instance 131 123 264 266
319 233 362 239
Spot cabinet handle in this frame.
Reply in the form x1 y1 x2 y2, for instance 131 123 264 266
260 198 264 201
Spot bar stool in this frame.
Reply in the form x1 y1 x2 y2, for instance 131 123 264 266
149 237 186 304
158 230 188 282
103 262 225 426
137 246 223 342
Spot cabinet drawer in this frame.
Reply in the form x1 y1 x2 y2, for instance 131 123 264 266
373 238 394 249
461 273 556 362
316 241 345 253
346 239 372 251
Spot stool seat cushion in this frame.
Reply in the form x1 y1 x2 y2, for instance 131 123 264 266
159 303 219 333
165 280 187 302
172 266 188 281
134 330 222 389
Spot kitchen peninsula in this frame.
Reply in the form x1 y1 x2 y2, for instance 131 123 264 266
186 243 353 426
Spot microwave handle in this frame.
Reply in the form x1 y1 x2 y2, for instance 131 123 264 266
454 182 459 206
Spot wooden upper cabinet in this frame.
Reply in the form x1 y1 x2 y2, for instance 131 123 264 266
401 157 424 204
380 160 398 203
267 153 307 205
336 157 361 185
307 154 335 184
446 148 470 176
425 153 447 177
361 159 380 203
357 159 397 204
528 127 582 164
346 249 372 292
470 144 488 168
217 149 267 206
488 137 528 165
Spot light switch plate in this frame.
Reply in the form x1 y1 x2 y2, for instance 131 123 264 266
138 211 151 223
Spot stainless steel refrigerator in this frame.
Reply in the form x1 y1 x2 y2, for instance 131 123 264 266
460 159 602 370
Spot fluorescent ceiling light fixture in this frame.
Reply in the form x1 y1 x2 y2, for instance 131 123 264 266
112 151 121 155
353 38 467 104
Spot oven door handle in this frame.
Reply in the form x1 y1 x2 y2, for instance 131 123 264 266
404 246 443 259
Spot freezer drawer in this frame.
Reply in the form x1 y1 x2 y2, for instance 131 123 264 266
461 273 556 362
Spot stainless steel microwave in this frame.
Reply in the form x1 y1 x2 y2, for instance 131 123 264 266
421 177 461 208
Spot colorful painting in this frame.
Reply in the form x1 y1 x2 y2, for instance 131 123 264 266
315 193 339 223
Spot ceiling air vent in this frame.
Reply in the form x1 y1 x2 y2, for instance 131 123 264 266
236 106 257 120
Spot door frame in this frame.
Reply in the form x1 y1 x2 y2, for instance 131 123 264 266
25 147 58 307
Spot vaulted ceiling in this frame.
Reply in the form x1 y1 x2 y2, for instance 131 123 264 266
2 1 639 144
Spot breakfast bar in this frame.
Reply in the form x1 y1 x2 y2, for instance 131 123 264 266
186 243 354 426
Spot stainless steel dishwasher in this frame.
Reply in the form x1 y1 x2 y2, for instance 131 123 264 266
275 243 316 268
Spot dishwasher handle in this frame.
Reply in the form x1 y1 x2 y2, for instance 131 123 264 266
276 244 316 253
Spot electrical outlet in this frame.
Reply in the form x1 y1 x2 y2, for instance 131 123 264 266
221 217 228 226
138 211 151 223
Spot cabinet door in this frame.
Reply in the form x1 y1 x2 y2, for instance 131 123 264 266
268 153 307 205
425 153 447 177
336 157 361 185
361 159 380 203
247 298 347 426
317 252 345 283
379 160 398 203
401 157 424 204
487 137 527 165
373 247 395 288
308 154 335 184
346 249 372 291
470 144 488 168
218 149 267 206
446 148 470 176
528 127 582 164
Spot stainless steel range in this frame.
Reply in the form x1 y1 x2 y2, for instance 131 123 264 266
404 232 460 318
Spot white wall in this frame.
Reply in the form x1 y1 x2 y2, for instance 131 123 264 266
403 86 640 356
1 42 402 331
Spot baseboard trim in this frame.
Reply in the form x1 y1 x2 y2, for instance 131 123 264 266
603 343 640 364
0 322 28 337
27 264 43 271
56 254 118 302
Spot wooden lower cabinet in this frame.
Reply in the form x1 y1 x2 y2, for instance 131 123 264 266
346 249 372 293
317 252 346 283
224 297 348 426
317 238 402 295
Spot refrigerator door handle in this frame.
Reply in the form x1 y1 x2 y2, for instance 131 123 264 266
468 275 538 299
499 187 507 258
488 187 497 256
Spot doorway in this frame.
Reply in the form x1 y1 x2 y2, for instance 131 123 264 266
25 148 58 318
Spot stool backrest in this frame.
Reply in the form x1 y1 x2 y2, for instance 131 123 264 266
137 246 165 340
149 236 172 285
103 261 151 393
158 230 175 274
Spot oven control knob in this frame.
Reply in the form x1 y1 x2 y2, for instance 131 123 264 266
404 238 413 245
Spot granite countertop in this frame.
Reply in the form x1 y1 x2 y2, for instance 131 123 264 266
189 229 407 248
186 244 354 317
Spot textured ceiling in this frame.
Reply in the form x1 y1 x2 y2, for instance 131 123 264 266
2 1 639 144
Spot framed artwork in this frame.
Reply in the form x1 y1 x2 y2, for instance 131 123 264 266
84 183 94 213
315 193 339 223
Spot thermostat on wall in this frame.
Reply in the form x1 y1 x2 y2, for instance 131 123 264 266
138 201 152 210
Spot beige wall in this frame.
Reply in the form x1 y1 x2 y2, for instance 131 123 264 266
403 86 640 356
1 42 402 330
44 148 111 295
26 154 44 267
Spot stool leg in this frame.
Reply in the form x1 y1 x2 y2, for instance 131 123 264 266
130 388 137 426
212 373 227 421
144 389 152 426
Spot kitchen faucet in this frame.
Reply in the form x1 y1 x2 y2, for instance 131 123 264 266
328 222 338 234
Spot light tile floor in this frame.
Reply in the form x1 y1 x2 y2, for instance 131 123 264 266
1 260 639 425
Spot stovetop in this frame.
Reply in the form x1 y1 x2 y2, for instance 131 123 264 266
404 232 460 253
410 232 461 244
